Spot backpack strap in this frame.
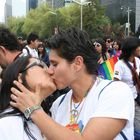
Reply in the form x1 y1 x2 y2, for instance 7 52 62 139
120 131 128 140
97 80 128 140
98 80 114 100
58 94 67 107
24 46 30 55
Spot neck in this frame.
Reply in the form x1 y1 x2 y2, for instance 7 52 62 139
7 51 21 64
72 75 96 103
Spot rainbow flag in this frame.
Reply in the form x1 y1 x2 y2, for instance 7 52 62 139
98 56 118 80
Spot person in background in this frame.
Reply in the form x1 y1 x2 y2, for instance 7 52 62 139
17 36 25 51
113 37 140 140
93 38 110 64
112 40 122 58
22 33 40 58
0 28 22 69
11 27 134 140
0 56 56 140
104 36 116 57
38 43 50 66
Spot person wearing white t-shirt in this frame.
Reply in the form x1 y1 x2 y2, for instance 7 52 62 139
113 37 140 139
10 28 134 140
22 33 40 58
0 56 56 140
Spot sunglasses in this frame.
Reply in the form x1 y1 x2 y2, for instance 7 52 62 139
20 60 48 73
94 42 101 47
106 39 111 43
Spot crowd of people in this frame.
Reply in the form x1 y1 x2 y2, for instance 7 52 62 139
0 27 140 140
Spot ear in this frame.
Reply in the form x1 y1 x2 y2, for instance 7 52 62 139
0 46 7 55
18 73 23 83
73 56 84 71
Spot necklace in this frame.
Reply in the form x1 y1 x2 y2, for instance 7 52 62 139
70 98 85 124
65 78 95 133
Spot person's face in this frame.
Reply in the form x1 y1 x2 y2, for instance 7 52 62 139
22 58 56 99
0 46 9 69
31 39 40 49
94 42 102 54
113 42 119 50
38 46 44 53
105 39 112 47
134 46 140 58
48 50 79 90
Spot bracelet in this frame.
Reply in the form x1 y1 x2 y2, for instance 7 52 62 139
24 105 42 119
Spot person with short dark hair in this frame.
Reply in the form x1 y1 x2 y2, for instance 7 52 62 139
0 28 22 69
11 28 134 140
22 33 40 58
0 56 56 140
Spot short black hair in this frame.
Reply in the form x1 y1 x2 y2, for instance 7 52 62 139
0 28 19 51
120 37 140 60
27 32 39 45
47 27 99 75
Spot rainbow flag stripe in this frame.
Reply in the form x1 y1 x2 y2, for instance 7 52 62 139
98 56 118 80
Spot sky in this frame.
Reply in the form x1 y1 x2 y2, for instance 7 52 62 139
0 0 6 22
0 0 26 23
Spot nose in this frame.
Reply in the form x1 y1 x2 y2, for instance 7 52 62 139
47 65 54 75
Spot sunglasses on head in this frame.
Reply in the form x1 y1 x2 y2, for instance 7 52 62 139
20 59 48 73
94 42 101 47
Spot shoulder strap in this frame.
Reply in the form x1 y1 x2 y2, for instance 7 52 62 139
120 131 128 140
24 47 30 55
58 94 67 107
97 80 128 140
98 80 114 100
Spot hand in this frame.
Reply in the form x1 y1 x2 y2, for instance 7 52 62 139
10 80 43 113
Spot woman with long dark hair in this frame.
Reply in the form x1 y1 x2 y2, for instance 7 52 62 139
0 56 56 140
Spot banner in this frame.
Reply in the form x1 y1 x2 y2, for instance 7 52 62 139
98 56 118 80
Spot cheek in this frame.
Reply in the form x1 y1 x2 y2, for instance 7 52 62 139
53 66 74 88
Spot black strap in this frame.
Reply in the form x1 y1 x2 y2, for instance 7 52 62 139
120 131 128 140
58 94 67 107
24 47 30 55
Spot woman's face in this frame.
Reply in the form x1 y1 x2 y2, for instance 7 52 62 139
113 41 119 50
23 58 56 99
94 42 102 54
48 50 78 90
38 46 44 53
134 46 140 57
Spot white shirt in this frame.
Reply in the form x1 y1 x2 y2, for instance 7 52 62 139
50 79 134 140
22 45 39 58
0 114 45 140
114 57 140 99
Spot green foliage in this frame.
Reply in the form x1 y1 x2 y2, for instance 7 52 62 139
7 17 25 38
7 0 123 39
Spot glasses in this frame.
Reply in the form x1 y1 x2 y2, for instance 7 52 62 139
20 60 48 73
94 42 101 47
106 39 111 43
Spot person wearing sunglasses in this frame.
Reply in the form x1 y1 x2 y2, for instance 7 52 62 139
94 38 110 64
0 56 56 140
11 28 134 140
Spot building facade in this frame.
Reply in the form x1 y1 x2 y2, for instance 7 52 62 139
136 0 140 31
100 0 140 33
4 0 12 24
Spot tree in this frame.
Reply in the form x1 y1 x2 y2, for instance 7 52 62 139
7 17 25 38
